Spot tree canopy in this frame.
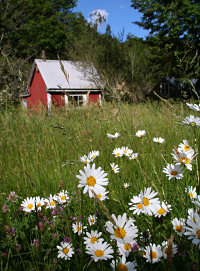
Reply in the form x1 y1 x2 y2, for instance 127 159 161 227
0 0 78 58
131 0 200 78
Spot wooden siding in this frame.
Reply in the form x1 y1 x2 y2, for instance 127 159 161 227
28 68 48 110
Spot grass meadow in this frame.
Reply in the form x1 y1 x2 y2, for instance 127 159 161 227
0 101 200 270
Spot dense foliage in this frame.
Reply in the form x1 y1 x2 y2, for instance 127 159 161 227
131 0 200 78
0 0 200 105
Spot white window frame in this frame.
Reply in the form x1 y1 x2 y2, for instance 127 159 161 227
67 94 87 106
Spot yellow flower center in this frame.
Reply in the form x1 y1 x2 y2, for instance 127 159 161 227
118 264 128 271
151 251 157 259
182 157 190 164
116 153 121 156
77 226 81 232
84 161 88 163
63 247 69 254
27 203 33 209
189 193 193 198
124 150 127 153
137 203 143 209
61 195 66 200
196 229 200 239
143 197 149 206
175 225 182 232
90 237 98 244
184 145 190 151
112 167 115 170
91 218 94 223
50 201 55 206
37 203 41 208
139 134 142 137
171 171 178 176
114 228 126 239
97 194 102 198
190 122 196 126
95 249 104 257
93 155 96 158
86 176 96 186
124 243 131 251
157 208 166 215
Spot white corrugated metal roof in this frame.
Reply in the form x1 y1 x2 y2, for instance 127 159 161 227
34 59 100 90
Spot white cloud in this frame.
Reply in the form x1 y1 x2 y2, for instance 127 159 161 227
88 9 109 29
119 5 125 8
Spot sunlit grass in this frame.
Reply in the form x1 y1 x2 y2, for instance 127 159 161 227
1 100 200 270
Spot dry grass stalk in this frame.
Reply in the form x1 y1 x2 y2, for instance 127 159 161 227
174 146 184 166
167 234 174 270
90 189 118 227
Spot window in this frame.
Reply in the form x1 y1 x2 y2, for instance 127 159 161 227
68 95 85 106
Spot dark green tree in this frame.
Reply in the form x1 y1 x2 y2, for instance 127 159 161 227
0 0 78 58
131 0 200 78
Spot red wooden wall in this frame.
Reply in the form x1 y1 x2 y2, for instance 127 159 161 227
51 94 65 107
27 69 48 110
89 93 100 103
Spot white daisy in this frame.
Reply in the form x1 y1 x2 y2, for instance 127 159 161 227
126 149 133 157
105 220 113 228
117 241 136 257
84 230 104 247
187 208 199 223
21 197 35 213
136 130 146 138
163 164 184 180
80 155 91 164
88 215 97 226
72 221 86 236
192 195 200 208
129 153 138 160
121 147 133 157
76 163 108 198
95 191 109 201
112 148 124 158
153 201 171 218
107 132 120 139
45 194 57 209
106 213 138 244
124 183 130 188
85 240 114 262
186 103 200 112
184 213 200 248
172 149 195 171
57 241 74 260
172 218 185 236
161 241 178 259
110 256 137 271
185 186 197 199
57 190 70 204
110 163 120 174
129 187 160 216
153 137 164 144
143 243 162 264
88 150 99 161
178 140 193 152
35 196 45 211
182 115 200 127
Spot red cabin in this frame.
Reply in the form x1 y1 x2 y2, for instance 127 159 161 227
21 59 102 111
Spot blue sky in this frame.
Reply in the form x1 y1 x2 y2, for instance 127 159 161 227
73 0 150 40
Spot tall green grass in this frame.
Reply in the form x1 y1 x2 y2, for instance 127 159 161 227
0 101 199 270
0 101 194 198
